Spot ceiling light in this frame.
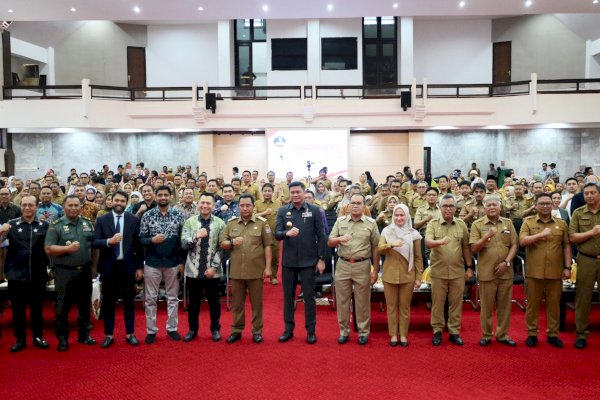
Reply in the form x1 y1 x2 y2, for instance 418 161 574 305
393 3 398 8
133 5 141 14
327 4 334 11
70 7 76 12
262 4 269 12
525 0 533 7
198 6 204 11
459 1 466 8
594 0 599 4
7 9 13 13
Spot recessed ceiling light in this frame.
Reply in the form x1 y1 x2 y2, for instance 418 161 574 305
133 5 141 14
525 0 533 7
327 4 334 11
594 0 599 4
262 4 268 12
7 9 13 13
70 7 76 12
198 6 204 11
459 1 466 8
393 3 398 8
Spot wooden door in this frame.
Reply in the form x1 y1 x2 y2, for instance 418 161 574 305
127 46 146 88
493 41 511 83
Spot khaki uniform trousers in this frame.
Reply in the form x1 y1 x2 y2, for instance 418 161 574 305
271 240 281 278
575 255 600 339
431 276 464 335
383 282 414 337
335 259 371 336
525 278 562 337
479 277 513 340
231 278 263 334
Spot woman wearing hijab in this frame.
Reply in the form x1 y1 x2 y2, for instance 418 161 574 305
377 203 423 347
376 195 399 232
125 191 141 214
314 181 331 210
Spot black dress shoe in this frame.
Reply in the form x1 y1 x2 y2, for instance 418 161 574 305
432 332 442 346
78 336 97 345
145 334 156 344
307 334 317 344
547 337 563 348
100 337 114 349
211 330 221 342
57 338 69 352
278 331 294 343
498 338 517 347
399 340 409 348
574 338 587 349
10 340 26 353
183 331 197 342
525 336 538 347
33 337 49 349
479 338 492 346
358 335 369 345
126 335 140 346
253 333 263 343
227 332 242 344
167 331 181 341
390 340 399 347
338 335 349 344
448 334 464 346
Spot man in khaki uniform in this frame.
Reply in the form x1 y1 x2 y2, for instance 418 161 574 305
505 182 535 232
460 182 486 228
266 171 284 201
254 183 282 285
409 181 428 218
328 194 379 345
375 180 409 214
455 181 473 217
569 182 600 349
425 194 473 346
279 172 294 204
220 194 273 344
520 193 571 348
470 195 518 347
240 170 261 201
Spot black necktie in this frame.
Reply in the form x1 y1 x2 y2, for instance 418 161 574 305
115 215 121 258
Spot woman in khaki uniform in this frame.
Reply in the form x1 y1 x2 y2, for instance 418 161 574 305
377 203 423 347
376 195 399 232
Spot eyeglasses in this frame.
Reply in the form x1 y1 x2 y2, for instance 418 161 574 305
441 205 456 209
537 202 553 206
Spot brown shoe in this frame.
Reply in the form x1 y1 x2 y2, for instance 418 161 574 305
270 278 279 285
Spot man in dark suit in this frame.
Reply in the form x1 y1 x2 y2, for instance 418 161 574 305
92 190 144 348
275 181 327 344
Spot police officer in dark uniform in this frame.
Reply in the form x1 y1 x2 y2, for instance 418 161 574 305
44 195 96 351
0 195 50 352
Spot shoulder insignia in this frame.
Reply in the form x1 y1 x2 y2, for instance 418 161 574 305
364 216 376 223
228 216 239 222
52 219 62 225
81 216 92 222
256 216 267 222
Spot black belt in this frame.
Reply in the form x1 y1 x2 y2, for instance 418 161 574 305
578 251 600 260
55 264 89 271
339 256 370 264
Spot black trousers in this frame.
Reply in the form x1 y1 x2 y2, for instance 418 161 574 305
187 277 221 333
282 266 316 334
101 264 136 336
8 279 47 340
54 267 92 340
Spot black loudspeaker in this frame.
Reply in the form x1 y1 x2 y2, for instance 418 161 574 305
39 74 47 86
205 93 217 113
401 91 411 111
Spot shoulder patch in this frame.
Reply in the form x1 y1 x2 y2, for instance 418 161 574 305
228 216 239 222
364 216 376 223
256 216 267 222
81 216 92 222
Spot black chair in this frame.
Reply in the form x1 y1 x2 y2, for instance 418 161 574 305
512 255 526 311
295 254 336 310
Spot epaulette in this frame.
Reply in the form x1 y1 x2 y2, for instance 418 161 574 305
337 215 348 221
52 219 62 225
256 216 267 222
81 216 92 222
364 216 376 223
228 216 239 222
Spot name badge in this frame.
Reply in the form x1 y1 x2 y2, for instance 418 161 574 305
302 212 313 218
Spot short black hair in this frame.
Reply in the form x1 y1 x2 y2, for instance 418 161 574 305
222 184 234 191
262 183 274 191
564 177 577 185
426 187 439 195
288 181 305 190
472 183 486 192
113 190 129 202
459 181 471 188
199 192 215 202
238 193 255 204
536 193 552 203
583 182 599 192
231 177 241 184
155 185 171 195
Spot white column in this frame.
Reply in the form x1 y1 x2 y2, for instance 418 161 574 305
307 19 320 85
217 20 234 86
399 17 414 85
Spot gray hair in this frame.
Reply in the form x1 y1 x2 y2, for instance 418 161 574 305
438 193 456 207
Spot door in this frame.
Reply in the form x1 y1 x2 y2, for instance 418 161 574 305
363 17 397 94
493 41 511 83
127 47 146 88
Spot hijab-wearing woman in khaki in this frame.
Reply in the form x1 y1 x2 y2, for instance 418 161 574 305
377 203 423 347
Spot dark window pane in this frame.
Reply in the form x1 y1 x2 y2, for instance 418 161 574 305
236 19 251 41
322 37 357 70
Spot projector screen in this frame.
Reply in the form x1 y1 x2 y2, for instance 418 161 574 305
266 129 348 183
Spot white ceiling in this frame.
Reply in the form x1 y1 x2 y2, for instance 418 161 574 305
1 0 599 22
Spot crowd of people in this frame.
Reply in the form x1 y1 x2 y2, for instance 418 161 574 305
0 160 598 353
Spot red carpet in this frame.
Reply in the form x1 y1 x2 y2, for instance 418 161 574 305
1 278 599 400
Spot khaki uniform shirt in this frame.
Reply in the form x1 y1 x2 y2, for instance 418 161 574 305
376 194 409 214
280 181 292 203
469 216 517 281
569 205 600 257
376 210 393 232
520 215 569 279
45 216 94 267
338 203 372 218
455 194 473 217
240 182 261 201
409 195 427 218
414 204 442 234
378 237 424 284
329 215 379 260
505 196 533 220
254 199 282 231
220 215 273 279
52 192 66 205
425 217 469 279
459 199 486 227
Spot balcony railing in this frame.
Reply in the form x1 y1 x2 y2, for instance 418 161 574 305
3 78 600 101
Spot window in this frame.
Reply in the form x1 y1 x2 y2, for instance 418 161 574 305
271 38 307 71
321 37 358 70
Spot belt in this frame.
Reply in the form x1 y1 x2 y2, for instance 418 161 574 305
578 251 600 260
55 264 88 271
339 256 370 264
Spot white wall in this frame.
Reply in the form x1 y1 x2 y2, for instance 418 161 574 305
492 15 586 81
146 24 219 86
414 18 492 84
267 19 309 86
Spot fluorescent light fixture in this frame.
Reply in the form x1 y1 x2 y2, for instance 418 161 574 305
483 125 510 130
133 5 141 14
541 123 571 129
327 4 334 11
430 126 458 130
262 4 268 12
594 0 599 4
458 1 466 8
